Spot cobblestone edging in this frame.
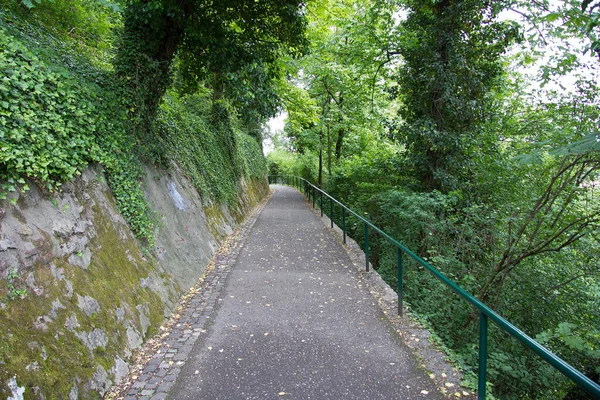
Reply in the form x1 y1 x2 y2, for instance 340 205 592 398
110 190 274 400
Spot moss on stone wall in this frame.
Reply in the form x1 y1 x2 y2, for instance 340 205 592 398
0 165 268 398
0 182 169 399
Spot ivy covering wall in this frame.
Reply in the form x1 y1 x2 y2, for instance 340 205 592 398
0 6 268 247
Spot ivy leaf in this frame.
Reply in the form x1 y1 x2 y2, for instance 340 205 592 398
20 0 42 8
95 0 123 13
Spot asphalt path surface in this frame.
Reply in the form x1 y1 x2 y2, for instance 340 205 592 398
168 185 443 399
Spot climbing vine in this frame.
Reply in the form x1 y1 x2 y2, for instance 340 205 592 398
0 21 157 246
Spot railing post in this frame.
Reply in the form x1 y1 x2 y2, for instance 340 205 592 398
320 191 323 217
330 198 333 228
342 208 346 244
312 186 316 208
479 312 488 400
364 223 369 272
397 248 403 316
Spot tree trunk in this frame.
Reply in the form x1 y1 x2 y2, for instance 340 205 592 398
334 127 345 160
115 1 187 137
327 121 332 176
318 129 323 186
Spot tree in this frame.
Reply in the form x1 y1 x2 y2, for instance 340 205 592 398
282 0 400 183
114 0 307 139
396 0 519 192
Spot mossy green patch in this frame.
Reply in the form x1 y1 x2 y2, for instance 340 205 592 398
0 262 98 399
0 194 166 399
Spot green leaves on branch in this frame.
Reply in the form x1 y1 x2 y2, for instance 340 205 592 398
552 132 600 156
514 132 600 165
20 0 39 8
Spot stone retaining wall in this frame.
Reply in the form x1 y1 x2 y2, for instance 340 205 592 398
0 164 268 399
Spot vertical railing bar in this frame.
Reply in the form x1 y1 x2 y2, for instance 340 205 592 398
342 208 347 244
330 198 333 228
320 191 323 217
397 247 403 317
479 312 488 400
364 223 369 272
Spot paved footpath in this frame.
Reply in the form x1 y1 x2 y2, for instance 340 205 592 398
122 185 443 399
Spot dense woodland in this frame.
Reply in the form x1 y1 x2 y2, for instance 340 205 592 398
0 0 599 398
268 1 600 399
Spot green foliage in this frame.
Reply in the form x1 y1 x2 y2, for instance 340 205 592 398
0 20 156 246
2 268 28 301
267 148 319 183
537 322 600 375
396 0 520 192
153 92 266 204
1 0 120 66
0 26 103 196
114 0 307 145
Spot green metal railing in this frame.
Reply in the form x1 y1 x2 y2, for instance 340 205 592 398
268 175 600 400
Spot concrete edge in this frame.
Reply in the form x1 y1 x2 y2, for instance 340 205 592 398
289 185 477 400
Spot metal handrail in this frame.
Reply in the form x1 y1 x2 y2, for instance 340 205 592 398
268 174 600 400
